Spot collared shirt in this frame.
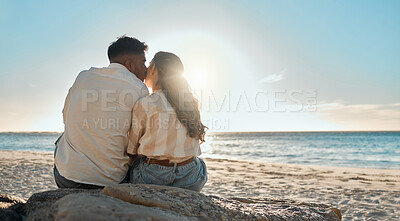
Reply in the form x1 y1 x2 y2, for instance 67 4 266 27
127 90 201 163
55 63 149 186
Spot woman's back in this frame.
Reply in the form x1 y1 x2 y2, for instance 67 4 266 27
127 90 201 163
127 51 207 192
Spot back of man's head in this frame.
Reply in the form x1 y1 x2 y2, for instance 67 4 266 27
107 36 148 63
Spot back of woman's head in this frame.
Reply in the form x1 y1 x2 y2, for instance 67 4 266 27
153 51 207 142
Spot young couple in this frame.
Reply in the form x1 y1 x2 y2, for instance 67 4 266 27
53 36 207 192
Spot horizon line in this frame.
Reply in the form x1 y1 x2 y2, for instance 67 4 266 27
1 130 399 134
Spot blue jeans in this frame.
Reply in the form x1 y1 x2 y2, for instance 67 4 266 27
129 156 207 192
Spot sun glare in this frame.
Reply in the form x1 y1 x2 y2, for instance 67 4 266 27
187 68 209 91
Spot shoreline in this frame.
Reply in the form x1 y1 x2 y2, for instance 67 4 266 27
1 150 399 219
2 149 399 171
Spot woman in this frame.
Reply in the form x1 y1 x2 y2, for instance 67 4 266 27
127 51 207 192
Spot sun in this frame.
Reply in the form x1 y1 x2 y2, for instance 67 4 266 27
186 67 210 91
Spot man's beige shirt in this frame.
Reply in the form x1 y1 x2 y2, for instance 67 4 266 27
55 63 149 186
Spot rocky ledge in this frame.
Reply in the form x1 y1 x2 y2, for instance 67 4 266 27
1 184 341 221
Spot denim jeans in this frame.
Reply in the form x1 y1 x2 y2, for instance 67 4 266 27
129 156 208 192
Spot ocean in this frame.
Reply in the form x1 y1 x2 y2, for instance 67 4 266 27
1 131 399 169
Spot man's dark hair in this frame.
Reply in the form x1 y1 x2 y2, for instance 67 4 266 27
107 36 148 62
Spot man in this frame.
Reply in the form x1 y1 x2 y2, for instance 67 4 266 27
54 36 149 188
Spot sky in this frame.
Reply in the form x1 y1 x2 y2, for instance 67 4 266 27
0 0 399 132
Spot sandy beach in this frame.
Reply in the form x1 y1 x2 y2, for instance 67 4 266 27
1 150 399 220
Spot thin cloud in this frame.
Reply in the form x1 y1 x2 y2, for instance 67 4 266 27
317 102 383 111
259 69 286 83
389 102 400 107
315 101 400 130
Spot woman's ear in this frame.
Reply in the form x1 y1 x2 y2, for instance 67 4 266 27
154 68 160 84
153 66 158 77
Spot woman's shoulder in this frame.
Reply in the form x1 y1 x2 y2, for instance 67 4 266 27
135 90 172 114
137 90 162 104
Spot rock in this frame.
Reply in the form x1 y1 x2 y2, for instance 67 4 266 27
13 184 342 220
103 184 212 217
0 208 22 221
104 184 341 220
30 193 192 221
204 196 342 221
23 188 102 220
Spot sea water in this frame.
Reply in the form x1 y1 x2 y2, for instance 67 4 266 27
1 131 399 169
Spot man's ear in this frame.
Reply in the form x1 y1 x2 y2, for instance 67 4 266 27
124 59 135 71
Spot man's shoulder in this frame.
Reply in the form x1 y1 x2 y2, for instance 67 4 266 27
107 66 147 91
76 66 147 89
74 66 101 80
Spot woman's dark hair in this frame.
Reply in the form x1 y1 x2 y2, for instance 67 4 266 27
108 36 148 62
152 51 207 142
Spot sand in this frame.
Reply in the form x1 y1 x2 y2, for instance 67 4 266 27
1 150 399 220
